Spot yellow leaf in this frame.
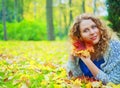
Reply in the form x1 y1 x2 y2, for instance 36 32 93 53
54 84 62 88
72 79 82 86
41 80 47 85
77 50 90 57
86 82 92 88
20 74 29 81
115 84 120 88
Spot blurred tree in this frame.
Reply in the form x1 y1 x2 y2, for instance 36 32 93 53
33 1 37 19
0 0 2 23
17 0 24 21
69 0 73 25
106 0 120 33
82 0 85 13
6 0 14 22
0 0 107 40
14 0 17 21
85 0 93 13
61 3 68 35
0 0 24 22
93 0 96 15
2 0 7 40
14 0 24 22
46 0 55 40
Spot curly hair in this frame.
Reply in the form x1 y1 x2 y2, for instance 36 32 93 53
69 14 111 59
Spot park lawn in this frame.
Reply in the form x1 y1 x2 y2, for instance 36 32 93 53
0 41 70 88
0 41 120 88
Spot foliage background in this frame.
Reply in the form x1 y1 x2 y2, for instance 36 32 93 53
0 0 108 40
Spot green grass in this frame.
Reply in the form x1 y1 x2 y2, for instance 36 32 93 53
0 41 70 88
0 41 120 88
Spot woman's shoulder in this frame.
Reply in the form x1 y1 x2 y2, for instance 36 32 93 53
109 39 120 50
109 39 120 46
102 39 120 73
108 39 120 58
104 39 120 60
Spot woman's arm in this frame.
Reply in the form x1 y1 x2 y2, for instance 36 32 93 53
80 54 120 84
81 58 99 77
81 40 120 84
96 40 120 84
96 63 120 84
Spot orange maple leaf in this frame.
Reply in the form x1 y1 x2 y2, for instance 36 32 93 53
86 43 94 53
72 40 94 57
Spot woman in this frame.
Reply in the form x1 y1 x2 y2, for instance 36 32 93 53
66 13 120 84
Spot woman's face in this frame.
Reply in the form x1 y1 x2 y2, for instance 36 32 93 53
79 19 101 45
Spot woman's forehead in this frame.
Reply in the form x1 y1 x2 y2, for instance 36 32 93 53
80 19 96 29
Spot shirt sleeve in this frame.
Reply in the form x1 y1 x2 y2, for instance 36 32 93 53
96 63 120 84
96 40 120 84
66 57 83 78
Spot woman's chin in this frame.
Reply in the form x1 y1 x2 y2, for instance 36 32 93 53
92 39 99 45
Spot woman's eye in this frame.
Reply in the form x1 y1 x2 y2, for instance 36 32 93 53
92 25 97 29
83 28 89 32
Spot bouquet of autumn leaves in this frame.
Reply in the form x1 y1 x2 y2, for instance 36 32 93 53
72 40 94 57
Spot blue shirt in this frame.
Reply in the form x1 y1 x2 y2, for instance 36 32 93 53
79 57 105 77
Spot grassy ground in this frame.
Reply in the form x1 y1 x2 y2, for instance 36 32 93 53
0 41 70 88
0 41 120 88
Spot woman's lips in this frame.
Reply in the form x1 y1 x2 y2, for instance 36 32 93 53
90 36 97 40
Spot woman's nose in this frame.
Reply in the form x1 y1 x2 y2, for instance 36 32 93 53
89 29 95 34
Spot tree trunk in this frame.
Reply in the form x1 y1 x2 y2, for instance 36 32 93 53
33 1 37 19
46 0 55 40
2 0 7 40
14 0 18 21
69 0 73 25
82 0 85 13
20 0 24 20
93 0 97 15
18 0 24 21
63 13 68 35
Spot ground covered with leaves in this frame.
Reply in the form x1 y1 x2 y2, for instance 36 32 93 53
0 41 120 88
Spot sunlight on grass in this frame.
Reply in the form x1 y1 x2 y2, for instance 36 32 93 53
0 41 70 88
0 41 120 88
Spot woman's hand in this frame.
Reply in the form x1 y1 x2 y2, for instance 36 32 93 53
72 49 99 77
75 51 99 77
73 49 91 61
80 54 91 62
